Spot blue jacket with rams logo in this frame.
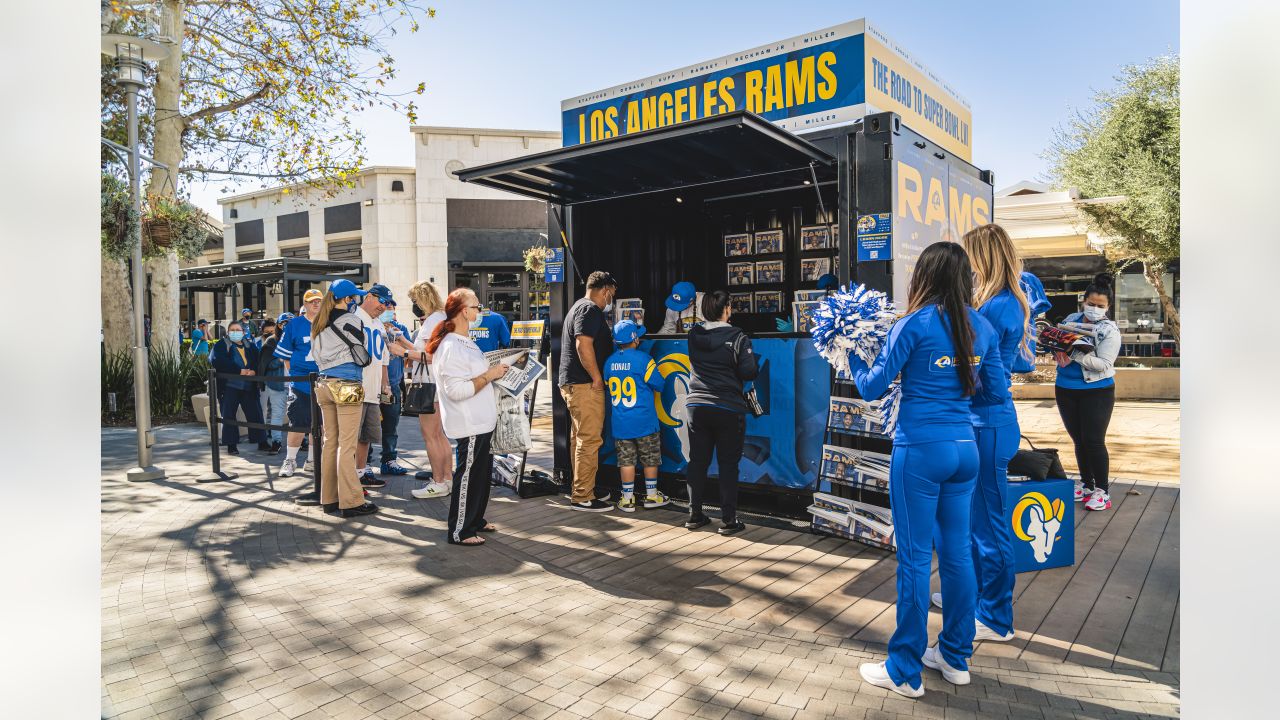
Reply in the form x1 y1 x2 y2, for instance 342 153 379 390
603 347 666 440
850 304 1009 446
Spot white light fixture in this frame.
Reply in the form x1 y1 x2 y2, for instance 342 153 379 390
675 196 683 203
803 179 812 185
101 34 169 86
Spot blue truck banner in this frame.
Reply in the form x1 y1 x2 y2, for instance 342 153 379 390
598 337 830 490
561 19 974 161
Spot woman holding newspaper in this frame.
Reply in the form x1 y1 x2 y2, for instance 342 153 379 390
848 242 1010 699
1046 274 1121 511
427 288 510 546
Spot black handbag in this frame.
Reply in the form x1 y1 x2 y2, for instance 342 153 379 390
1008 435 1066 481
402 360 436 415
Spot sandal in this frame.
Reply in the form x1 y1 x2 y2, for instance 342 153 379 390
459 536 485 546
478 523 497 533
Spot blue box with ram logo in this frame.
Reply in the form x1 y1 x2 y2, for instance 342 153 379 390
1006 478 1075 573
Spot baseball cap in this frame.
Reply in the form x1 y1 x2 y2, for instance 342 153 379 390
816 274 839 291
197 319 208 326
276 312 296 324
368 284 394 304
241 307 252 315
612 319 646 345
665 281 696 312
329 279 366 300
302 289 323 303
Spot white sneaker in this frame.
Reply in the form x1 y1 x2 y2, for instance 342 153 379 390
1083 488 1111 511
975 619 1016 642
1074 480 1085 502
411 481 452 499
931 592 943 609
279 458 297 477
858 661 923 699
921 646 970 685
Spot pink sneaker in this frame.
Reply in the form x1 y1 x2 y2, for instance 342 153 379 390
1083 488 1111 511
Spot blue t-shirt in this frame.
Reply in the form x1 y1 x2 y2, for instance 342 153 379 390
851 304 1010 446
273 315 319 394
604 347 666 440
386 321 409 386
470 312 511 353
1054 311 1115 390
190 329 209 355
970 288 1026 429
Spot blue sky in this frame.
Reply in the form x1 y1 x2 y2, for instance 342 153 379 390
189 0 1178 215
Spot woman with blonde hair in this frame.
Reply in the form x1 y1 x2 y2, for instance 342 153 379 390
930 223 1032 643
406 281 454 499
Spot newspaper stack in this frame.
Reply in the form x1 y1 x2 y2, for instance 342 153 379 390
807 492 896 549
483 349 547 398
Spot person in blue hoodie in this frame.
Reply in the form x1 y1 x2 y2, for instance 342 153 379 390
851 242 1010 699
210 320 270 455
921 224 1035 646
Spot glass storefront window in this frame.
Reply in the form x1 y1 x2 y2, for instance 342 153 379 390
1116 272 1174 333
487 272 521 288
453 272 479 289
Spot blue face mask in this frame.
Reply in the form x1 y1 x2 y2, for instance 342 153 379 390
228 331 245 343
346 300 359 313
379 310 394 323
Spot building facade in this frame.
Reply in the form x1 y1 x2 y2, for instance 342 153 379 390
195 126 560 327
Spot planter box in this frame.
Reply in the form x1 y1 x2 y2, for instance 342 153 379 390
1012 367 1179 401
191 393 247 430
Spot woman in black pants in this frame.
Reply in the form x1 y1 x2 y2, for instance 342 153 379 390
1054 274 1121 511
684 290 759 535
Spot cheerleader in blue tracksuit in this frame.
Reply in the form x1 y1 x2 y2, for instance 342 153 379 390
852 242 1010 698
927 223 1038 646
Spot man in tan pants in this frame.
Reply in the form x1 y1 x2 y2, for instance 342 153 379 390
558 271 618 512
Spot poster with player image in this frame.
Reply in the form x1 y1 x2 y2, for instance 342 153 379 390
828 395 888 436
820 444 860 485
724 233 752 257
753 291 782 314
727 262 754 286
624 308 645 326
800 224 832 250
792 301 820 334
753 228 784 254
800 257 830 282
730 292 754 314
613 298 642 325
755 260 784 283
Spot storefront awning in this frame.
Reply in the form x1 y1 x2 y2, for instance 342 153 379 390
178 258 369 290
454 112 837 205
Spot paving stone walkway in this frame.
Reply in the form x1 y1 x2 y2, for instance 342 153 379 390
102 419 1179 720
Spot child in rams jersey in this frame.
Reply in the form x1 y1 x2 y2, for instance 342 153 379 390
603 320 671 512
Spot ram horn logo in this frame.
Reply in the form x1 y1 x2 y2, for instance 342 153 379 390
655 353 693 462
1012 491 1064 564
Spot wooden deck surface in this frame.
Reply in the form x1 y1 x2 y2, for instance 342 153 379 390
474 478 1180 673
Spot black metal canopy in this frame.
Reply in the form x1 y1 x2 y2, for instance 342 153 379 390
179 257 369 291
454 112 836 205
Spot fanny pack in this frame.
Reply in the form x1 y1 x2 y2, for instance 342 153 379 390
328 321 372 367
323 378 365 405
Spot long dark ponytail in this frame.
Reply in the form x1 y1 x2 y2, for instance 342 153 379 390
905 242 978 397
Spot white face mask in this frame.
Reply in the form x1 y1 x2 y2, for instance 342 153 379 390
468 312 483 330
1083 305 1107 321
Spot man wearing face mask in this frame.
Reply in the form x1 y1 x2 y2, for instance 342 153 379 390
210 320 270 455
352 284 395 488
559 271 619 512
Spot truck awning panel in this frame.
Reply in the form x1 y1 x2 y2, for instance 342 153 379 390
454 112 836 205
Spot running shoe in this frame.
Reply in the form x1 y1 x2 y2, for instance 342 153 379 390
411 482 451 499
642 491 671 509
974 619 1015 642
279 458 297 477
359 473 386 489
380 461 409 476
1074 480 1086 502
922 646 970 685
858 661 923 699
1083 488 1111 511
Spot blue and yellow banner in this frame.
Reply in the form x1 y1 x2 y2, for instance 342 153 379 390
561 19 974 161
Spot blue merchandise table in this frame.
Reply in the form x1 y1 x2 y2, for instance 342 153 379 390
1006 478 1075 573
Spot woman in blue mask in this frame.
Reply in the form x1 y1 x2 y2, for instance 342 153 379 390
1054 273 1121 511
851 242 1010 698
210 320 270 455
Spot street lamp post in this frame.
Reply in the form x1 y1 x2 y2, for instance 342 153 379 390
102 32 170 482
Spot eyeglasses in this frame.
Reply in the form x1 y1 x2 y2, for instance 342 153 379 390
467 305 484 311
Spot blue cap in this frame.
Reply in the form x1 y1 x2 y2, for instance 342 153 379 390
665 281 696 312
276 312 296 324
329 279 366 300
197 319 208 326
368 283 394 304
612 319 646 345
241 308 252 315
816 273 839 291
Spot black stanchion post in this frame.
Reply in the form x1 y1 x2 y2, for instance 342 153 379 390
198 368 238 482
294 373 322 505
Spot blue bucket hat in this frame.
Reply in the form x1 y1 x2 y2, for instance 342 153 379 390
612 319 646 346
368 283 394 304
816 273 839 291
328 279 366 300
665 281 696 312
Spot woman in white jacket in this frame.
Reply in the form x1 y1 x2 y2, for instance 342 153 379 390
425 288 511 546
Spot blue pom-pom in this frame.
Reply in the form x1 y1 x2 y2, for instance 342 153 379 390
808 283 903 434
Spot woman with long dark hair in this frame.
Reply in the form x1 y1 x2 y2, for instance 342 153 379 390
1054 273 1121 511
850 242 1010 698
428 288 510 546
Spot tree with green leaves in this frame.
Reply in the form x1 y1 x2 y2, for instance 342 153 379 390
101 0 435 353
1045 55 1180 343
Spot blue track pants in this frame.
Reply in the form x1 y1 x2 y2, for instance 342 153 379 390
971 423 1020 637
886 440 979 690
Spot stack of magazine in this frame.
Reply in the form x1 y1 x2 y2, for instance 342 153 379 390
819 445 890 491
808 492 896 550
827 395 892 437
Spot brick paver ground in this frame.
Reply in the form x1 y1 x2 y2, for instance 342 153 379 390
102 414 1179 719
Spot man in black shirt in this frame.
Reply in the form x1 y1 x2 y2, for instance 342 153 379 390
559 270 618 511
